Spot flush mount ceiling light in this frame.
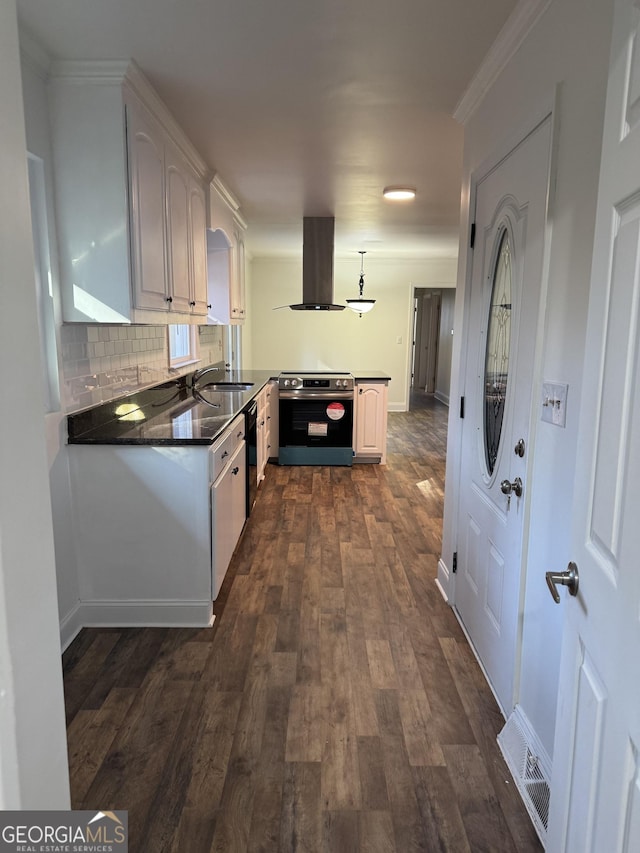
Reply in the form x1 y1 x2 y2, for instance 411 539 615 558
346 251 376 317
383 186 416 200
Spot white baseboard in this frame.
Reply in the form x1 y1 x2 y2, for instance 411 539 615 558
435 576 449 603
434 390 450 406
436 557 451 601
60 601 83 652
62 599 214 641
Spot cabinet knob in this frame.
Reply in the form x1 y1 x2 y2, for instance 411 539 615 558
189 301 196 307
166 296 173 303
231 466 240 476
207 304 212 309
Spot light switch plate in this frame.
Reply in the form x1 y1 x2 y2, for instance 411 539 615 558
541 382 568 427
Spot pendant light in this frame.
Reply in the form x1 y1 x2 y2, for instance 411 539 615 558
346 251 376 316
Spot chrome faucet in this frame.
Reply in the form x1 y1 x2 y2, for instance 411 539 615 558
190 364 223 387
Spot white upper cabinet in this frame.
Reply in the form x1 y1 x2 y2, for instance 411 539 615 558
188 176 209 315
164 137 193 314
48 61 210 324
230 223 247 322
126 98 168 312
206 177 248 324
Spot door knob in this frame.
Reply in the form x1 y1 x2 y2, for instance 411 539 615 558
545 561 579 604
500 477 523 497
514 438 525 457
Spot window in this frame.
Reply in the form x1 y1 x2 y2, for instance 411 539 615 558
168 324 199 368
483 226 512 476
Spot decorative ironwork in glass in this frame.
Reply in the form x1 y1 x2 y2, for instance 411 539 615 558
484 228 512 475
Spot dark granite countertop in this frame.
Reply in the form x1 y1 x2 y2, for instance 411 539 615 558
67 367 390 446
67 370 277 446
352 371 391 382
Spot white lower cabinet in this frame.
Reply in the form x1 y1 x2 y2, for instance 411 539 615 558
255 380 278 481
210 430 246 599
256 388 268 483
354 381 389 463
67 415 246 627
265 380 278 462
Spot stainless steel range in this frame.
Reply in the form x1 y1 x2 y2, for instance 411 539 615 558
278 372 354 465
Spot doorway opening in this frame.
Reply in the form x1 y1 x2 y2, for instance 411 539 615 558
410 287 455 411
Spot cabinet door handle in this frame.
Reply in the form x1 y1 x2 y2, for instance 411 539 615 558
232 466 240 475
221 450 229 459
359 388 363 394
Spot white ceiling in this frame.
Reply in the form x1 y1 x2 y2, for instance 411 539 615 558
17 0 518 260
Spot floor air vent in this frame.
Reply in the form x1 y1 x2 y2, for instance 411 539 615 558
497 712 550 846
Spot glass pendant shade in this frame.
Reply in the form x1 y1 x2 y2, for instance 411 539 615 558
347 251 375 315
346 298 375 314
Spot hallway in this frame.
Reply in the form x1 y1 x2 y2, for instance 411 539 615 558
62 399 542 852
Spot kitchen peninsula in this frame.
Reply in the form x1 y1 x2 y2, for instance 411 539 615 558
65 367 389 636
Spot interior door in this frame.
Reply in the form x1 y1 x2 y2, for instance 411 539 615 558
547 0 640 847
455 116 552 714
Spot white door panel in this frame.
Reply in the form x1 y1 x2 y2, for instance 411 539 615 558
548 0 640 846
456 116 552 714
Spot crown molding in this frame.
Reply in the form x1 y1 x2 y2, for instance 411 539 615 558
122 61 209 178
49 59 130 84
454 0 554 125
49 59 210 179
211 174 241 212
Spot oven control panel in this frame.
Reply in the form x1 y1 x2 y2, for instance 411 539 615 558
278 372 354 392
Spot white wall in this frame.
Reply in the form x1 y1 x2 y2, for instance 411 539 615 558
20 43 83 647
0 0 70 807
248 256 457 409
441 0 614 760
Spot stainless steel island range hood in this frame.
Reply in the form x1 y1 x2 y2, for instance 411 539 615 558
289 216 345 311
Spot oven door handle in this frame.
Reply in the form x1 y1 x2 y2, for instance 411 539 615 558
279 390 354 400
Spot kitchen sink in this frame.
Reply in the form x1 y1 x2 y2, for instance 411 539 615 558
203 382 254 392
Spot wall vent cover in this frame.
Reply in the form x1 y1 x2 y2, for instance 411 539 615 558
497 713 550 845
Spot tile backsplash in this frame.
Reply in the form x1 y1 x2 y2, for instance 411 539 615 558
60 324 224 412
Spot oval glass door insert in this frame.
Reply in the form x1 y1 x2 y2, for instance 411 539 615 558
484 228 512 475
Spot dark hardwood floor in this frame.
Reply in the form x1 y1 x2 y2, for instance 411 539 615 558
63 394 542 852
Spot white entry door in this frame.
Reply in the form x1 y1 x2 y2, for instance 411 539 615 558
455 116 552 714
547 0 640 848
